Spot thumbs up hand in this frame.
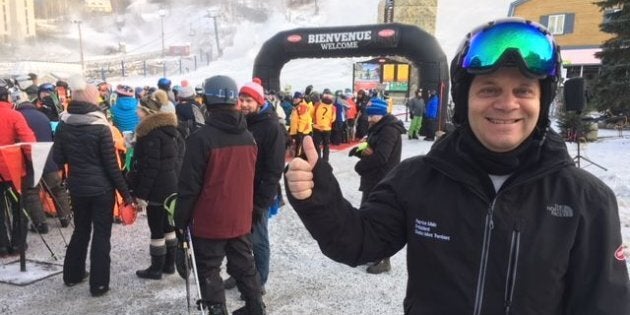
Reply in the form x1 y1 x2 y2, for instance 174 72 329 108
286 136 319 200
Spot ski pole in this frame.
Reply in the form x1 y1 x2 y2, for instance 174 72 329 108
186 228 205 315
182 236 191 314
6 186 59 261
40 179 69 246
20 207 59 261
40 177 74 230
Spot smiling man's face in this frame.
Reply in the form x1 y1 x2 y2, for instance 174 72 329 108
468 67 541 153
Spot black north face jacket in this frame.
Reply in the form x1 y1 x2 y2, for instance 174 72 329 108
287 128 629 315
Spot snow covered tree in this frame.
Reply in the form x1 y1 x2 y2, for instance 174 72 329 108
592 0 630 115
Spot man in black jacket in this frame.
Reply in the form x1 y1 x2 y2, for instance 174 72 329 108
175 75 265 315
284 18 629 314
349 97 405 274
224 80 286 295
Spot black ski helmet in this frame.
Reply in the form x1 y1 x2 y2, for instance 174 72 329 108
202 75 238 107
450 18 562 132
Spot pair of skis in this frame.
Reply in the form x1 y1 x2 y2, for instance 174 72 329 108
179 228 206 315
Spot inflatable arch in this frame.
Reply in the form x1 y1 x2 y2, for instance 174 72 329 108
252 23 450 123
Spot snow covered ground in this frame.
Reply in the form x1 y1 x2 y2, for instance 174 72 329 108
1 114 628 314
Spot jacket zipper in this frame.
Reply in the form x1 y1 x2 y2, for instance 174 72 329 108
473 199 496 315
504 224 521 315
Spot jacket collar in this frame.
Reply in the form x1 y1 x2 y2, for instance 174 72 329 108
425 127 573 200
136 112 178 138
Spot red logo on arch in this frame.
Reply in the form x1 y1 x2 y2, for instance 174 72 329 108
614 244 627 261
287 35 302 43
378 29 396 38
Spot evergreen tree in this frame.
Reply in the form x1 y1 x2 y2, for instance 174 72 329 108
592 0 630 115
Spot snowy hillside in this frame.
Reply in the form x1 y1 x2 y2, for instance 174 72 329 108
1 0 521 92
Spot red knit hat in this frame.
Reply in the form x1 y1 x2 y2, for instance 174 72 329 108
239 81 265 106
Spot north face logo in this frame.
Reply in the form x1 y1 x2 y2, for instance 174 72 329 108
546 204 574 218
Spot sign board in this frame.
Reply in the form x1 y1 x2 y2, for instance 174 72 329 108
353 63 381 92
284 27 400 53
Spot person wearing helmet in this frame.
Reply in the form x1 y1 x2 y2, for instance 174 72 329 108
174 75 266 315
157 77 175 103
36 82 62 121
284 18 629 314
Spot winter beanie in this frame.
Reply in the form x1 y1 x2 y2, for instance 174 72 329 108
239 81 265 105
68 74 100 104
140 95 161 115
366 98 388 116
116 85 135 97
178 85 195 99
153 89 169 106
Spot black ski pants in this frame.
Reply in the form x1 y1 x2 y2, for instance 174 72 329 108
63 191 114 290
192 235 263 305
312 129 332 162
147 204 174 240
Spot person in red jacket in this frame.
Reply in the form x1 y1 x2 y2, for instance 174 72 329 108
175 75 266 315
0 84 36 256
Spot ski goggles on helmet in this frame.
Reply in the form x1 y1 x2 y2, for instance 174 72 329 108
39 83 55 93
460 19 560 78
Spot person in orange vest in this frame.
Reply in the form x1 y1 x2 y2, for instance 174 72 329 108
289 92 312 157
312 89 336 161
344 90 359 142
0 84 36 257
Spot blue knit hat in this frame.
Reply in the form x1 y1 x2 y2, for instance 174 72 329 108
293 91 303 99
366 98 388 116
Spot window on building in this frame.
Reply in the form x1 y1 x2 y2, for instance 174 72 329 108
540 13 575 35
547 14 565 35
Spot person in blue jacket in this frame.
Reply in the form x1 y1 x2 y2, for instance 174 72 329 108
110 85 139 133
422 89 439 141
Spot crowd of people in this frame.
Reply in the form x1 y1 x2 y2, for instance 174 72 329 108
0 70 412 314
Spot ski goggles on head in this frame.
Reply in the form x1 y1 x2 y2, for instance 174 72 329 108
460 19 560 78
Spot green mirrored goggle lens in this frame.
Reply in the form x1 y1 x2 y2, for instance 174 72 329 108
462 22 557 76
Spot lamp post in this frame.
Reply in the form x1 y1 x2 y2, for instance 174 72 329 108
72 20 85 74
158 9 167 57
207 8 222 58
